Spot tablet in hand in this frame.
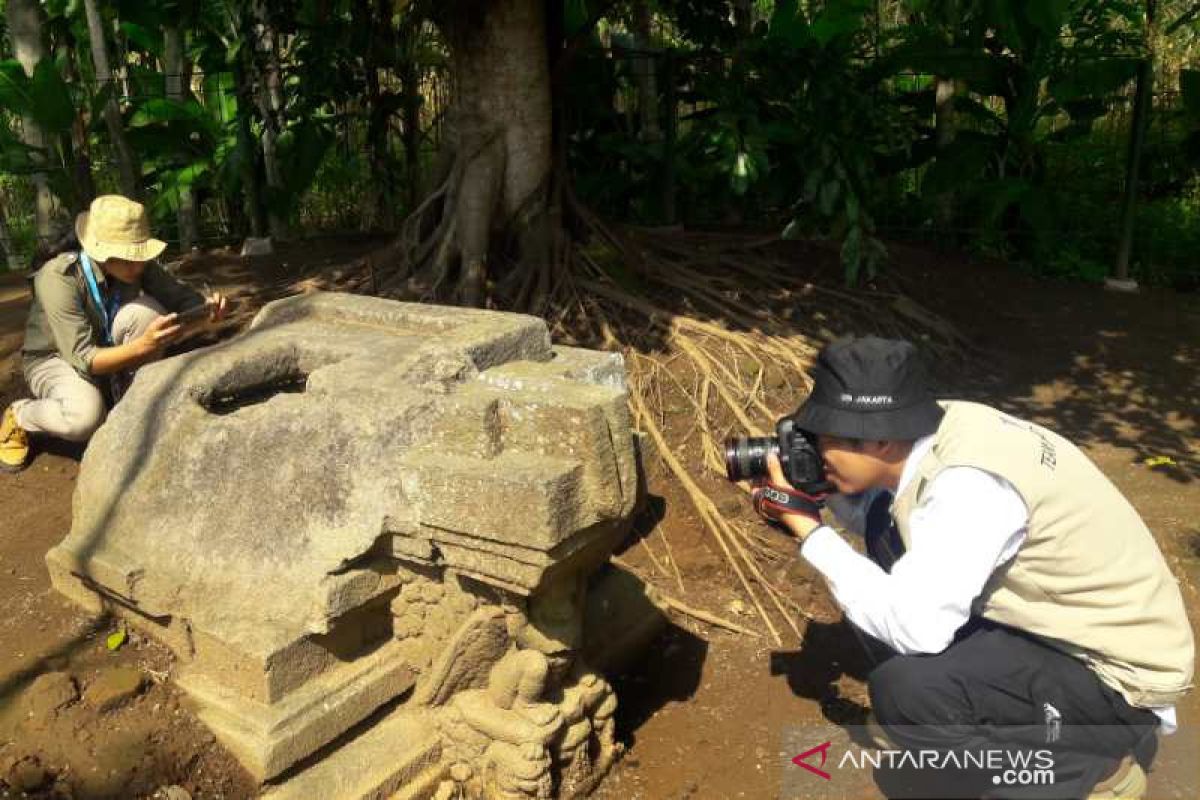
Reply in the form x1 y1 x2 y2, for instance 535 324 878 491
173 302 211 327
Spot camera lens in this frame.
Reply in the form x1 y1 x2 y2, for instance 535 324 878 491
723 436 779 482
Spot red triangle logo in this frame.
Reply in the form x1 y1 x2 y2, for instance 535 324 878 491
792 741 833 780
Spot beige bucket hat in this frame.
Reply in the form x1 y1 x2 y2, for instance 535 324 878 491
75 194 167 263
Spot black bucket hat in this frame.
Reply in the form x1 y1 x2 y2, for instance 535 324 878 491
793 336 944 440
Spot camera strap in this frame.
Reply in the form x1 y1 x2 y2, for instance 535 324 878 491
753 482 826 523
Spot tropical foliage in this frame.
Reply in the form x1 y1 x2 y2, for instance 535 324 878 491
1 0 1198 286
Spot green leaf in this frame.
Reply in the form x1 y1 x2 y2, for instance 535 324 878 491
120 21 163 56
281 120 334 199
265 120 335 216
29 59 76 134
153 161 212 216
175 161 210 187
106 628 127 651
953 96 1006 130
1049 58 1138 105
810 0 869 45
130 97 209 128
201 72 238 125
889 44 1009 98
768 0 810 48
0 60 35 116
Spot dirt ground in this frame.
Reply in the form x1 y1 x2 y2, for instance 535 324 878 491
1 237 1197 799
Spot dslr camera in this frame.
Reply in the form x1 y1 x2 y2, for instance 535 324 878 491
723 417 831 494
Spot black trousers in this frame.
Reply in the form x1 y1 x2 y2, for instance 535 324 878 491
858 506 1160 799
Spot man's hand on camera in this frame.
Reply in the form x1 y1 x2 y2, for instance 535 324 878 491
754 453 827 543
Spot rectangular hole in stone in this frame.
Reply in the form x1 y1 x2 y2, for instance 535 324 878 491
203 372 309 416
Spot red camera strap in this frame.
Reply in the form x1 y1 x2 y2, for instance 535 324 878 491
753 482 826 522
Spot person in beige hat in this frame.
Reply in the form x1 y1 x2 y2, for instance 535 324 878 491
1 195 229 472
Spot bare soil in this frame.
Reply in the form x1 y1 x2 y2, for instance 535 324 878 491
1 237 1197 799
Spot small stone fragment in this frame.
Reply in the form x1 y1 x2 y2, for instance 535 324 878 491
84 667 146 712
7 757 49 791
22 671 79 717
240 236 273 257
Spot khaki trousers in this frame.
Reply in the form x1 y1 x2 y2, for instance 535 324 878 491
13 294 167 442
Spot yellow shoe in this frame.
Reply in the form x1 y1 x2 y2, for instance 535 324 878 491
0 405 29 473
1088 755 1147 800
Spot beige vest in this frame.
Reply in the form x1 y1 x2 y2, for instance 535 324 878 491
891 401 1194 708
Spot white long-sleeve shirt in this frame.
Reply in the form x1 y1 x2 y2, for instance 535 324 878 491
801 434 1177 733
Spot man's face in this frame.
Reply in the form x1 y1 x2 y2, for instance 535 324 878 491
101 257 148 284
816 435 893 494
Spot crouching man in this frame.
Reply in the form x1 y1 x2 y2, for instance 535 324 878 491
1 195 227 472
754 336 1193 799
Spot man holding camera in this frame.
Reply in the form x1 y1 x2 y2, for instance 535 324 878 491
746 336 1193 799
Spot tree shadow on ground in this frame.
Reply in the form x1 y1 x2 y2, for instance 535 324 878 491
891 244 1200 485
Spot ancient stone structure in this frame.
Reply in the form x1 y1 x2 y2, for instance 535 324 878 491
46 293 664 798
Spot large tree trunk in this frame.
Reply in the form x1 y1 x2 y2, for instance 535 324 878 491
82 0 142 200
164 23 199 249
392 0 553 308
252 2 288 240
5 0 60 245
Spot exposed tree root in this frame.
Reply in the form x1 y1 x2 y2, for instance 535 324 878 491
544 213 967 643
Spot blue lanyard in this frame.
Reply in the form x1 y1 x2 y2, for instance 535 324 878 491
79 252 121 345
